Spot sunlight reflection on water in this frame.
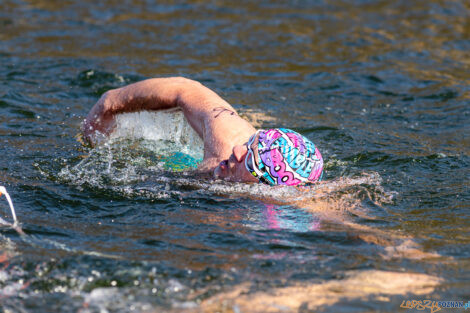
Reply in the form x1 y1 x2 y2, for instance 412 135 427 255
0 0 469 312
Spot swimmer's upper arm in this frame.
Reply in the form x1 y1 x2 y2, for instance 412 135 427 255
176 79 237 139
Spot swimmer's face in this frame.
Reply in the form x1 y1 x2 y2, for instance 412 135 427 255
214 144 259 183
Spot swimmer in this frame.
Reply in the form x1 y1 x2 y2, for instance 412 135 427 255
83 78 433 257
83 77 323 186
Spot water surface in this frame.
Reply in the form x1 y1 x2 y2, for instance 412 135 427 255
0 0 469 312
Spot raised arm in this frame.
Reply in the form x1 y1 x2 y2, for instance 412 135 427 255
82 77 236 145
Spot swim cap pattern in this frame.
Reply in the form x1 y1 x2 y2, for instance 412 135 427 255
253 128 323 186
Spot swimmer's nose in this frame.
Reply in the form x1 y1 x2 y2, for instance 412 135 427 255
233 145 248 163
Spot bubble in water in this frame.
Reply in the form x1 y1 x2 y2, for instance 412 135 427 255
59 109 204 198
111 109 203 158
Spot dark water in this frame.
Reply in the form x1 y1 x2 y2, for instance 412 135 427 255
1 0 469 312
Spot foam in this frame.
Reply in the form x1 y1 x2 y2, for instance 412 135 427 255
111 109 203 158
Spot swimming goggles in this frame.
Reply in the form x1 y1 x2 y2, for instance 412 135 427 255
244 131 275 185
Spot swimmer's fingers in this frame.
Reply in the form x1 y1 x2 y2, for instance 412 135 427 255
82 118 116 146
82 92 117 145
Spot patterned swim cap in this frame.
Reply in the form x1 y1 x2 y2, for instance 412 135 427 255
245 128 323 186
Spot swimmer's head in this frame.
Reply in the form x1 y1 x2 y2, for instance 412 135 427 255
214 128 323 186
245 128 323 186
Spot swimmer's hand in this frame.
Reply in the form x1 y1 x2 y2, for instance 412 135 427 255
82 91 117 145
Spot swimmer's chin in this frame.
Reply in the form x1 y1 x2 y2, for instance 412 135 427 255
212 159 227 179
213 168 250 183
213 165 225 180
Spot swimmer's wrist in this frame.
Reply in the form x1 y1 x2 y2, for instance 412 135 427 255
100 89 120 115
104 87 145 114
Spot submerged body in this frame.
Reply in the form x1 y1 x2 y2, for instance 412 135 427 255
83 77 322 185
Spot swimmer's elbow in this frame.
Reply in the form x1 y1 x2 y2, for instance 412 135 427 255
170 76 203 88
171 76 197 83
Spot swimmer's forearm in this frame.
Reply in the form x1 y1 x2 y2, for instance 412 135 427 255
105 77 186 113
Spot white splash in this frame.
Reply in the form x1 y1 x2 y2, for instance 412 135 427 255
0 186 18 225
111 109 203 158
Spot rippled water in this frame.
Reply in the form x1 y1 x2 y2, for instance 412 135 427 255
0 0 469 312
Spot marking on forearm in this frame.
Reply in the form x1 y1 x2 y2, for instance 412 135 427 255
213 107 235 118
